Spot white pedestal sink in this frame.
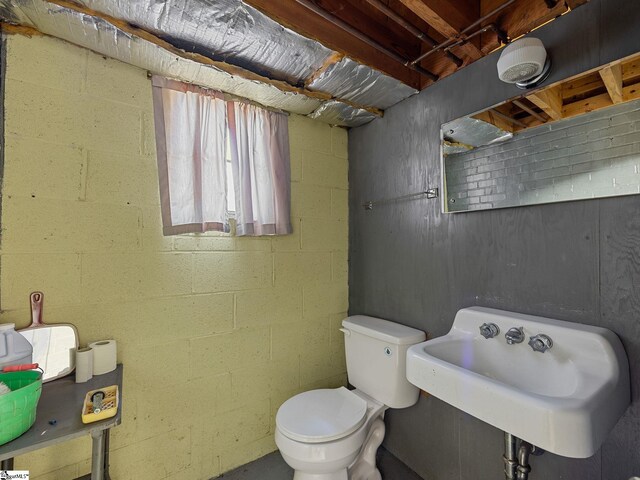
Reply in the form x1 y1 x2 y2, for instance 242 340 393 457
406 307 630 458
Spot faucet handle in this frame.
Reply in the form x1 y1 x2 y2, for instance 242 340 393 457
505 327 525 345
479 323 500 339
529 334 553 353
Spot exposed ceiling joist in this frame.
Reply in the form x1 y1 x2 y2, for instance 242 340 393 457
489 108 526 128
1 0 593 127
527 86 563 121
478 0 568 55
623 60 640 85
512 99 548 123
290 0 439 81
599 63 624 104
473 110 515 133
304 52 345 88
562 74 606 102
563 83 640 119
361 0 463 67
0 23 43 37
396 0 483 60
243 0 590 93
244 0 421 89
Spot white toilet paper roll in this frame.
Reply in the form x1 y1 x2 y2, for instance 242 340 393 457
75 347 93 383
89 340 117 375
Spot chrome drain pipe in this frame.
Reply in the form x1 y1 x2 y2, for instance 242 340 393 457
503 432 518 480
516 441 533 480
504 432 543 480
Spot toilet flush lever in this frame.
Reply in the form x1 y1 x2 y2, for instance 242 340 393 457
339 328 351 336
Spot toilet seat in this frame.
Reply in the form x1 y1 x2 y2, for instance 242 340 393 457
276 387 368 443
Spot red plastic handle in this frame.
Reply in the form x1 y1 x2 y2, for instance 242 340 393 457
3 363 39 372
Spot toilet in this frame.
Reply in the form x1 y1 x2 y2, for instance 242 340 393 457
275 315 426 480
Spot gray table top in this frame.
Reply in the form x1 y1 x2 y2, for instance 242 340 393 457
0 365 123 461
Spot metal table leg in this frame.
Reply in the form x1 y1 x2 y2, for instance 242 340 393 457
90 430 106 480
1 458 14 470
103 430 111 480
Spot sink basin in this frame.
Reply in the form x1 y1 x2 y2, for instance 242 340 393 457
406 307 630 458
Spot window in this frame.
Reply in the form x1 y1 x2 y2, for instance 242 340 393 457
152 76 292 236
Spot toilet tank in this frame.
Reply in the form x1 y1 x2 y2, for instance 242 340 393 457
342 315 426 408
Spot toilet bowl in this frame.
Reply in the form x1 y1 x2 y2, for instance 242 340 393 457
275 388 387 480
275 315 426 480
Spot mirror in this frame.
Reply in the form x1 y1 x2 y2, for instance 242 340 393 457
20 326 78 382
442 50 640 213
19 292 79 383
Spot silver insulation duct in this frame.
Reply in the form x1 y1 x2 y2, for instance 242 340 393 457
74 0 417 110
2 0 322 114
308 56 417 110
442 116 513 153
74 0 333 86
0 0 418 126
309 101 377 127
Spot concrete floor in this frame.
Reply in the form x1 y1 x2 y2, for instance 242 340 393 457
215 447 424 480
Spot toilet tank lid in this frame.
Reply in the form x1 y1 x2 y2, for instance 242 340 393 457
342 315 426 345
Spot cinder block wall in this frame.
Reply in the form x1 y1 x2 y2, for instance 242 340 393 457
0 33 348 479
445 99 640 211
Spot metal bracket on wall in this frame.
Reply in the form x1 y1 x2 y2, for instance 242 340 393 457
363 188 439 210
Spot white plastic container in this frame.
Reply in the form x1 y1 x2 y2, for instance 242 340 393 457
0 323 33 369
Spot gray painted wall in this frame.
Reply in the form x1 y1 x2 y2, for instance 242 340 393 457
445 99 640 211
348 1 640 479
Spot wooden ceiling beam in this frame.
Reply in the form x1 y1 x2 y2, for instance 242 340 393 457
307 0 422 60
512 99 548 123
599 63 624 104
622 58 640 85
473 110 514 133
397 0 477 35
244 0 420 89
562 91 612 119
0 23 44 37
513 115 546 131
304 52 344 88
561 72 605 102
562 57 639 102
489 108 527 128
622 82 640 103
288 0 439 80
563 81 640 119
361 0 464 67
527 85 563 121
396 0 483 60
479 0 569 55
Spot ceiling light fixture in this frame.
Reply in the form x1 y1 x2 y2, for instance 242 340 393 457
497 37 551 89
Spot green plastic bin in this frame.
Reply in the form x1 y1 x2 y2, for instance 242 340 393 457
0 370 42 446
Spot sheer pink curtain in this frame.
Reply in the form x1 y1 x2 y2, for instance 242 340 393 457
152 76 229 235
227 101 292 236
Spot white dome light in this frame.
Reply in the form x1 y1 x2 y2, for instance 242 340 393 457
497 37 551 89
